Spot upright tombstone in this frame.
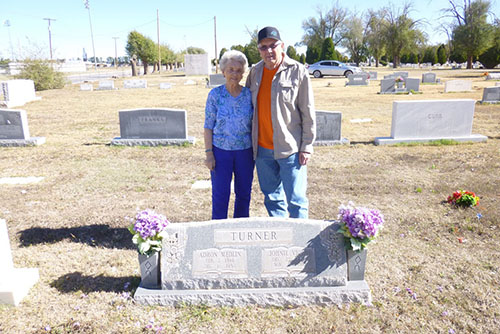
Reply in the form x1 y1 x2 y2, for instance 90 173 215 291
111 108 196 146
97 80 115 90
383 74 397 80
481 87 500 103
314 111 349 145
134 217 371 306
0 109 45 146
368 71 377 80
0 219 39 306
405 78 420 92
207 74 226 88
346 73 369 86
379 78 396 94
123 79 147 89
393 71 409 78
80 83 93 91
422 72 437 83
1 80 41 108
374 99 487 145
184 54 210 76
444 80 472 93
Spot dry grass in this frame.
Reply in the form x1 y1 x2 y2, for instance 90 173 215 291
0 67 499 334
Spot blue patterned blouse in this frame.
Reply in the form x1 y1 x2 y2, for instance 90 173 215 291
204 85 253 151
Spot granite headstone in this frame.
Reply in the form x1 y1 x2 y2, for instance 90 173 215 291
481 87 500 103
422 73 436 83
444 80 472 93
346 73 369 86
124 79 147 89
375 99 487 145
314 111 349 145
207 74 226 88
0 80 41 108
0 109 45 146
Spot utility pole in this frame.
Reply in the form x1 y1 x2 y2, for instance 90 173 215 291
112 37 119 68
43 18 56 61
3 20 14 60
214 16 218 73
84 0 97 70
157 9 161 74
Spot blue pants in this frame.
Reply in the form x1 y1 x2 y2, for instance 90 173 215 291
255 146 308 218
211 146 254 219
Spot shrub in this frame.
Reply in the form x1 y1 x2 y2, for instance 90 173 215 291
14 59 66 91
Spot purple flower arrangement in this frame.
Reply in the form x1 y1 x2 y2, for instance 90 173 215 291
128 209 169 256
338 202 384 251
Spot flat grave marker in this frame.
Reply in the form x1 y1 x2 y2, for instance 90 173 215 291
0 218 39 306
0 109 45 146
124 79 147 89
80 83 93 91
111 108 195 146
375 99 487 145
134 217 371 307
97 80 115 90
159 82 173 90
486 73 500 80
314 111 349 145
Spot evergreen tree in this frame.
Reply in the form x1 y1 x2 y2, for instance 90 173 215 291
320 37 336 60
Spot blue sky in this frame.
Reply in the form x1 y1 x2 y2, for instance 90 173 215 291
1 0 498 61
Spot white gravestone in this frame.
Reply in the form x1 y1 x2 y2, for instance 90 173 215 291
80 83 93 91
123 79 147 89
375 99 487 145
111 108 196 146
422 73 437 83
134 217 371 307
314 111 349 145
444 80 472 93
346 73 369 86
1 80 41 108
97 80 115 90
184 54 211 76
486 73 500 80
393 71 409 78
481 87 500 103
0 109 46 146
207 74 226 88
159 82 173 90
0 219 39 306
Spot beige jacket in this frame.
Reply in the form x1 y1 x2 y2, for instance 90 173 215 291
245 55 316 160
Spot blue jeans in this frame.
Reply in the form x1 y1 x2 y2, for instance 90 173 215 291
211 146 254 219
255 146 308 218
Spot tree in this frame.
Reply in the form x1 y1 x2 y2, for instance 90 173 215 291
437 44 448 64
478 19 500 68
305 43 321 64
340 14 368 66
365 9 386 67
186 47 206 54
320 37 336 60
126 31 156 75
443 0 494 69
382 3 425 68
15 59 65 91
219 48 227 60
422 46 438 64
286 45 300 61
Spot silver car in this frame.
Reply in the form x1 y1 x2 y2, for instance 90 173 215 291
306 61 362 78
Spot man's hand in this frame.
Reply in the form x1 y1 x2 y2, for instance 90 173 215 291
299 151 311 166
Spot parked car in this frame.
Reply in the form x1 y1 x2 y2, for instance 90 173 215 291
306 61 362 78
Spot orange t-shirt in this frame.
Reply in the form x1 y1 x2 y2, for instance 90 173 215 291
257 66 279 149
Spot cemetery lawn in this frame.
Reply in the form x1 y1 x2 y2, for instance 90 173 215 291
1 68 499 333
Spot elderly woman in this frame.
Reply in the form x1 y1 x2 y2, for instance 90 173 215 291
204 50 254 220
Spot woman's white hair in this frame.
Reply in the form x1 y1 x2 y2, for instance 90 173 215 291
219 50 248 73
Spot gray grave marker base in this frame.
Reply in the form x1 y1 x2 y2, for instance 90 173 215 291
374 134 487 145
0 137 46 147
314 138 350 146
111 137 196 146
134 280 371 307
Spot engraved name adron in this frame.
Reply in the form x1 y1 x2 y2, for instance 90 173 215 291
192 248 248 278
214 228 293 246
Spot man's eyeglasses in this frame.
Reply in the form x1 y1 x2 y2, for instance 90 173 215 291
258 42 280 52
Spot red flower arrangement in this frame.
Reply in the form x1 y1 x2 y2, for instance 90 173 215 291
447 190 480 207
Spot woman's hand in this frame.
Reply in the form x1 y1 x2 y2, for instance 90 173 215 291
205 152 215 171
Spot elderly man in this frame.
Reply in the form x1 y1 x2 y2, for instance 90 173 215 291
245 26 315 219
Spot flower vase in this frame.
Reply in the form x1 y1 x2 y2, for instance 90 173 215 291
138 252 160 288
347 249 367 281
396 81 404 89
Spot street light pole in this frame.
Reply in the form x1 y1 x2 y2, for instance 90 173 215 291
83 0 97 70
112 37 119 68
43 18 56 61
